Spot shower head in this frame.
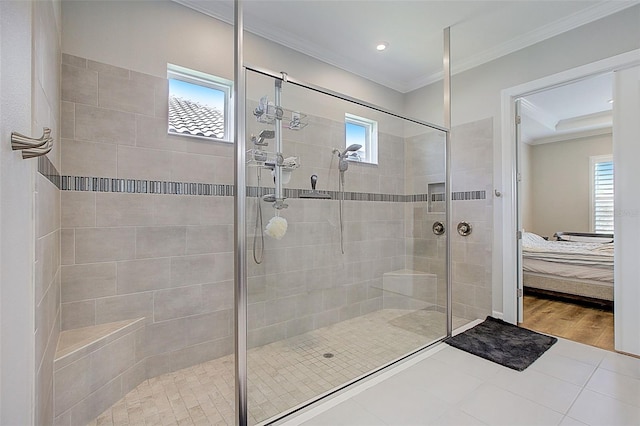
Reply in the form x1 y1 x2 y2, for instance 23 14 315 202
341 144 362 157
259 130 275 139
251 129 275 146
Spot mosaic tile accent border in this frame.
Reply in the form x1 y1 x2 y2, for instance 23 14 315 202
59 174 485 203
61 176 235 196
38 155 61 189
452 190 486 201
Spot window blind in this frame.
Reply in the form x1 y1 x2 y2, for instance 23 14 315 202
594 160 614 233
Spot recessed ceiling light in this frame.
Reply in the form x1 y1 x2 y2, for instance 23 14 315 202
376 42 388 51
608 99 614 104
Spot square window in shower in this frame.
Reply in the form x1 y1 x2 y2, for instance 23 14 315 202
167 64 233 142
345 113 378 164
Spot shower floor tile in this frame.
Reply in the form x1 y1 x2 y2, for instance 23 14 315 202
89 309 466 426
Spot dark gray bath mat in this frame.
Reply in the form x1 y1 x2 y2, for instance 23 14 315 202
445 316 557 371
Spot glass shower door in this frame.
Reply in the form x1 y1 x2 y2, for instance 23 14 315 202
243 68 449 424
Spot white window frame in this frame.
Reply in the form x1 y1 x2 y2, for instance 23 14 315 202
345 113 378 165
589 154 614 233
167 63 234 142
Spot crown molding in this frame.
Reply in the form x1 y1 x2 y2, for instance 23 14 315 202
520 98 558 130
527 126 612 146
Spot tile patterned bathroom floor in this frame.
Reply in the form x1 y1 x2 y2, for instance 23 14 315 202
90 309 464 426
282 329 640 426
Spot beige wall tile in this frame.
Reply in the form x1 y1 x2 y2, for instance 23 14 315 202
67 376 122 426
62 53 86 68
62 191 95 228
144 319 186 357
264 297 297 326
170 252 233 287
201 280 234 313
117 258 171 294
35 273 60 374
120 360 147 396
61 301 95 330
153 285 202 322
89 333 135 394
61 263 116 303
135 226 186 259
95 193 154 227
61 63 97 105
35 231 60 305
61 229 75 265
152 194 201 226
185 225 233 255
60 138 117 177
248 323 286 348
154 79 169 119
170 152 216 183
36 175 60 238
54 355 91 416
98 72 155 116
87 60 129 78
61 101 75 140
75 104 135 145
184 310 231 346
199 197 234 225
116 145 172 180
130 70 164 88
145 336 233 378
184 137 234 157
170 254 215 287
74 227 135 264
135 114 186 152
95 293 153 325
211 154 234 184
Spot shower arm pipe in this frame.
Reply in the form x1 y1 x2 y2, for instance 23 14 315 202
244 64 447 133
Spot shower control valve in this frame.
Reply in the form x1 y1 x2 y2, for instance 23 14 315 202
457 221 472 237
432 221 445 236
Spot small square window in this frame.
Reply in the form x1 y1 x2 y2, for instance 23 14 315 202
167 64 233 142
345 113 378 165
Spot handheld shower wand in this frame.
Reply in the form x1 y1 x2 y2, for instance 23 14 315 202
332 144 362 254
333 143 362 172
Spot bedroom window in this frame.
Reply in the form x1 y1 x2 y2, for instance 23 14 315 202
590 155 614 233
167 64 233 142
345 113 378 165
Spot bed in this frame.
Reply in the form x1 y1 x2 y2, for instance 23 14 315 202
522 232 614 303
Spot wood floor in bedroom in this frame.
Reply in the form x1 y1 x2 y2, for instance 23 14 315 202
519 294 614 351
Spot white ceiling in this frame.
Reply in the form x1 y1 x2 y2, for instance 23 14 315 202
520 72 614 144
177 0 635 143
175 0 637 93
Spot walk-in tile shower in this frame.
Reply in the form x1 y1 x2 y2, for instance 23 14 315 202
51 3 472 425
84 70 454 426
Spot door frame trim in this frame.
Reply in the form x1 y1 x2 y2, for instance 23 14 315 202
499 49 640 325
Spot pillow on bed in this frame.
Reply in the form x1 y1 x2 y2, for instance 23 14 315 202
522 232 546 246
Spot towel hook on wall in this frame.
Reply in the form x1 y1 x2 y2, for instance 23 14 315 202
11 127 54 159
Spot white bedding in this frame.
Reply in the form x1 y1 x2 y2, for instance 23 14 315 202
522 232 613 283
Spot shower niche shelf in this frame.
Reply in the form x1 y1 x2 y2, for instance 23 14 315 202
428 182 445 213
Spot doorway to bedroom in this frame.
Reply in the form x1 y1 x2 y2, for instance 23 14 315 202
514 73 615 351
